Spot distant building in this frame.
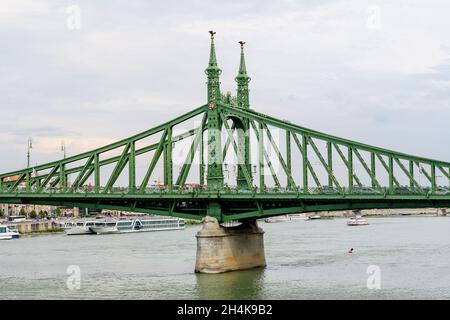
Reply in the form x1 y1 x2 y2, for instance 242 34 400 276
0 203 85 218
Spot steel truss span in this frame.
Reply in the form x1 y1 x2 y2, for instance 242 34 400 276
2 32 449 222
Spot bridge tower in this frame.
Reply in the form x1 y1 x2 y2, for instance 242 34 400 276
235 41 253 190
205 30 224 193
195 33 265 273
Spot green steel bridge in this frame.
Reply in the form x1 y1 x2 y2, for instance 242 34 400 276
1 31 450 223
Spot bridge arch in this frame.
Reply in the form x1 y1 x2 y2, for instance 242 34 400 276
223 114 253 190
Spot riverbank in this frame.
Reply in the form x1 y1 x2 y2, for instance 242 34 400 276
3 219 64 234
312 208 447 218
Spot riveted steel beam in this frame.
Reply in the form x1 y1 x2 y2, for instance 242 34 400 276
291 133 321 189
250 120 280 188
220 112 252 188
262 123 296 190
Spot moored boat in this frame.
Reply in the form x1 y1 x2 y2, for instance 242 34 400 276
64 220 97 235
0 225 20 240
289 214 309 221
265 214 309 223
347 216 369 226
264 215 291 223
90 217 185 235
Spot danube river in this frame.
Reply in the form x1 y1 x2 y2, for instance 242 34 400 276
1 216 450 299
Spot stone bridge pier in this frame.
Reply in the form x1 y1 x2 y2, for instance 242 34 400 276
195 217 266 273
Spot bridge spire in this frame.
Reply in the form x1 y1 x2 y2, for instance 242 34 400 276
205 30 222 103
204 31 224 193
235 41 251 109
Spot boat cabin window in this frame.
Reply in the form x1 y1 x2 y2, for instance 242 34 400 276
0 227 6 233
117 221 133 226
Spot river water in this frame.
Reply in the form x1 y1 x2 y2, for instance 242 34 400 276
1 216 450 300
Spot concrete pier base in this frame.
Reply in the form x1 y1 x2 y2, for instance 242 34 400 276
195 216 266 273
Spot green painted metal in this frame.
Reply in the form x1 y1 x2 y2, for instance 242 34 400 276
333 143 361 187
375 153 399 187
431 164 436 192
222 123 236 160
220 112 253 188
291 133 321 188
348 147 353 192
139 129 167 193
327 141 333 187
308 137 341 192
104 143 130 193
236 41 250 110
302 135 308 192
164 126 173 191
199 121 205 185
409 160 414 188
71 154 94 191
353 148 381 192
262 123 296 190
258 122 265 191
250 120 281 187
438 166 450 186
2 31 450 222
415 161 432 184
286 131 292 189
395 157 422 192
371 152 376 188
94 153 100 193
388 156 394 194
205 32 224 192
176 115 206 186
129 141 136 192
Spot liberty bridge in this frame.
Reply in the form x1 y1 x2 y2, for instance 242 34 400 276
2 31 450 273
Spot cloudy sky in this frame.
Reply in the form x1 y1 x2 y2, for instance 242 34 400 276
1 0 450 174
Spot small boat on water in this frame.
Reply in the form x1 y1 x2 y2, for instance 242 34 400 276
290 214 309 221
347 216 369 226
0 225 20 240
264 215 291 223
64 220 97 235
307 215 321 220
89 218 186 235
264 214 308 223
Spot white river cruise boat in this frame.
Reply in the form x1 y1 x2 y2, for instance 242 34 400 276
347 216 369 226
0 225 20 240
89 218 186 235
64 220 97 235
264 214 308 223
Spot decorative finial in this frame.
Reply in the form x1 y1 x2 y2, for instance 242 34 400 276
206 30 220 69
237 40 248 76
236 39 250 109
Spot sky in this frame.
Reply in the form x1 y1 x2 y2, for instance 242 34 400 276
1 0 450 176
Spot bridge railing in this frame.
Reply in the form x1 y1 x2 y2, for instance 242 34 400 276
3 184 450 197
2 102 450 201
